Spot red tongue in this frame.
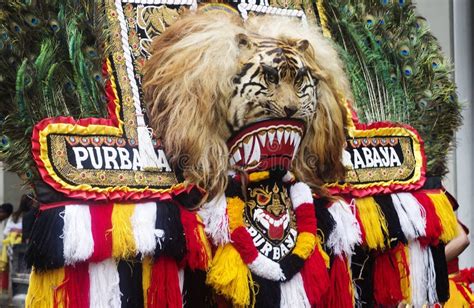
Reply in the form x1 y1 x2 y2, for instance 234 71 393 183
268 223 284 240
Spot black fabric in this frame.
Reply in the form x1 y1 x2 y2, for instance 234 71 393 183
430 243 450 303
314 198 336 252
173 186 204 210
252 274 281 308
33 180 79 204
421 176 442 190
183 269 216 308
22 206 38 243
280 253 305 281
351 245 375 308
26 207 65 271
225 176 245 199
118 260 144 308
155 201 186 260
373 195 407 246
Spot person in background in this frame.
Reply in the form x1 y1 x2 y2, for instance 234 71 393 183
0 204 13 238
3 194 33 238
444 192 473 307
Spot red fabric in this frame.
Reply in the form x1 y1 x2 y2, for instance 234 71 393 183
321 256 353 308
148 257 182 308
412 192 442 246
448 258 460 275
89 203 113 262
179 207 209 270
300 249 330 305
64 262 90 308
231 226 259 264
373 244 405 305
295 203 317 234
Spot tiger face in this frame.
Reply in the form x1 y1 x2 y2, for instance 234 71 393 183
227 35 319 131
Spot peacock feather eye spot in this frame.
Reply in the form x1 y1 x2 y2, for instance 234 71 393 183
365 15 375 28
1 135 9 148
431 60 441 70
94 73 102 82
378 18 385 25
399 46 410 57
25 15 40 27
25 169 33 179
10 22 21 33
64 81 75 92
49 20 60 33
398 0 406 6
403 65 413 77
0 41 4 50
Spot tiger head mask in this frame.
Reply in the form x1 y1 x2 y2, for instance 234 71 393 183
143 12 351 200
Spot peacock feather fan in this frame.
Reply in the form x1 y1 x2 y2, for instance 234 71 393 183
318 0 462 178
0 0 107 182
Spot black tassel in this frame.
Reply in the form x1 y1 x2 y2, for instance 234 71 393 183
183 269 216 308
351 245 375 307
430 243 450 303
373 195 407 246
118 259 144 308
26 206 65 271
314 198 336 251
280 254 305 281
252 274 281 308
155 201 186 260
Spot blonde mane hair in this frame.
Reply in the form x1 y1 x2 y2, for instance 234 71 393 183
143 12 352 201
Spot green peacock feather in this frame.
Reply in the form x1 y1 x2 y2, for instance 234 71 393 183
318 0 462 177
0 0 107 183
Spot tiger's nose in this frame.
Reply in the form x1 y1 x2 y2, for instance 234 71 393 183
284 106 297 117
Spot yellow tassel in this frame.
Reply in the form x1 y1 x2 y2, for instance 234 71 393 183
355 197 388 250
248 171 270 183
396 245 411 302
26 267 65 308
428 192 458 242
196 215 212 269
292 232 316 259
316 0 331 38
317 237 330 268
111 203 137 259
142 256 152 306
227 197 246 232
206 244 254 307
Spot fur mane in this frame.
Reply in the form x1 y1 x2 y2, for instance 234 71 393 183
143 12 352 201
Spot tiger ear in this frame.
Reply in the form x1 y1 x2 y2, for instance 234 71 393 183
236 33 252 49
296 39 309 52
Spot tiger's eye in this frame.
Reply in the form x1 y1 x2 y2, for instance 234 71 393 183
295 66 308 82
262 64 279 84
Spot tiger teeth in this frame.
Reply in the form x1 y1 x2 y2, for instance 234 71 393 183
248 139 261 164
258 132 266 146
268 130 275 145
284 129 290 143
243 136 254 163
290 131 296 145
232 149 242 164
277 128 284 144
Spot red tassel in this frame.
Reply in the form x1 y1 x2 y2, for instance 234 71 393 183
300 249 330 305
179 207 209 270
89 203 113 262
373 244 404 305
148 257 182 308
412 192 442 246
231 226 258 264
321 255 353 308
294 203 317 234
64 262 90 308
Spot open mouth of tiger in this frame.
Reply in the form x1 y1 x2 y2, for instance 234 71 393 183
253 208 290 240
227 119 305 172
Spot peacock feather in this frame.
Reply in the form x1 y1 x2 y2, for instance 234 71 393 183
317 0 462 177
0 0 107 182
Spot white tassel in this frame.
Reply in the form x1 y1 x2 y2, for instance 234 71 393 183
280 273 311 308
89 259 121 308
394 193 426 238
426 248 438 305
198 194 230 246
131 202 157 256
391 194 417 241
63 205 94 265
408 241 428 307
178 268 185 294
327 200 362 256
137 125 171 170
248 254 286 281
289 182 313 209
